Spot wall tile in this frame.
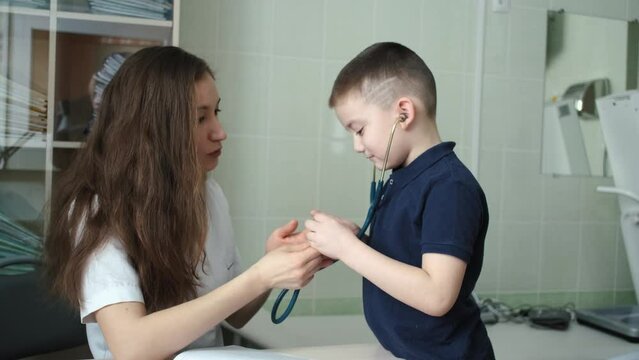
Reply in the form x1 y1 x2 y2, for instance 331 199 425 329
374 0 424 54
498 292 538 306
508 7 546 79
550 0 594 16
480 78 546 152
273 0 324 58
578 223 617 291
435 72 466 144
615 228 635 290
500 151 543 222
313 298 364 315
320 61 348 138
615 290 637 306
631 0 639 21
218 0 273 53
461 74 476 147
538 291 577 306
578 291 614 308
539 223 579 291
542 176 581 222
590 0 630 20
318 138 370 218
324 0 374 61
314 261 363 299
215 136 267 217
270 58 323 138
478 148 503 220
483 8 510 76
476 220 501 293
499 222 540 292
480 76 511 148
579 177 620 222
422 0 471 73
464 2 480 73
511 0 550 9
215 53 270 136
266 139 319 217
503 79 544 151
231 218 267 271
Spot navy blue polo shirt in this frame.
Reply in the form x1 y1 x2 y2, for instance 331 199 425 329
363 142 494 360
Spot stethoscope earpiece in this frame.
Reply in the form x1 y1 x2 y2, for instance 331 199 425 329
399 113 408 122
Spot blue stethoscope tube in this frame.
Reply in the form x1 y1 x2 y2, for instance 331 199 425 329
271 116 404 324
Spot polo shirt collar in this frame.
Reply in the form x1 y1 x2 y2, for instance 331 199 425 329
388 141 456 188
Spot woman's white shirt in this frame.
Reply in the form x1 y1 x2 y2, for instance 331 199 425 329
79 177 241 359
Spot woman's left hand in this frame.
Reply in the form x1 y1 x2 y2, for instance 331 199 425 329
266 219 307 253
305 210 359 260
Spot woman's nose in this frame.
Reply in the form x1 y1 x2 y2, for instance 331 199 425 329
210 119 227 141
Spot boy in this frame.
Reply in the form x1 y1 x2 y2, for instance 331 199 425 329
305 42 495 359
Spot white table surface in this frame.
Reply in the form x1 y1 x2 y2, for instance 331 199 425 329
234 310 639 359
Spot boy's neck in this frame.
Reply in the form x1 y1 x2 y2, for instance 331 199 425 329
402 118 442 168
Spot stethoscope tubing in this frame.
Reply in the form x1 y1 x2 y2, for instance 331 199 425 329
271 117 403 324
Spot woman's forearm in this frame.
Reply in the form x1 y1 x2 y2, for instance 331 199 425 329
97 266 268 360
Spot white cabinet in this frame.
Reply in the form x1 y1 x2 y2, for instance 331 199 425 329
0 0 179 259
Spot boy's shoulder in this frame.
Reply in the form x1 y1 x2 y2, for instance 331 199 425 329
408 149 485 203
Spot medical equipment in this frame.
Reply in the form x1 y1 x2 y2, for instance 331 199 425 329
575 90 639 342
270 114 406 324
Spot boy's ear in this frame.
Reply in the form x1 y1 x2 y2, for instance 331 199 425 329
396 97 416 129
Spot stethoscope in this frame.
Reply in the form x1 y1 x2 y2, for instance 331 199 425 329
270 114 406 324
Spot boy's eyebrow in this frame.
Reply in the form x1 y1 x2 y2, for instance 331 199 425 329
343 119 362 130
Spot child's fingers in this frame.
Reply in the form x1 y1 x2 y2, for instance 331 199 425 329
304 218 318 232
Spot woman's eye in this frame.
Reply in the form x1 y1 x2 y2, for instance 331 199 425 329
356 128 364 135
198 116 206 123
214 108 222 116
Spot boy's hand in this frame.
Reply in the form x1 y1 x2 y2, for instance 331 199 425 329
310 210 360 235
305 210 359 260
266 219 308 253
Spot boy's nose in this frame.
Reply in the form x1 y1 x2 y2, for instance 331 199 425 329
352 134 364 153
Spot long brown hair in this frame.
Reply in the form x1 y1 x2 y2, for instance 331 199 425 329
44 46 213 313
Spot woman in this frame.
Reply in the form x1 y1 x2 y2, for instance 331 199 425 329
44 46 324 359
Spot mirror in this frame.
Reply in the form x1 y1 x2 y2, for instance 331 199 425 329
541 11 639 177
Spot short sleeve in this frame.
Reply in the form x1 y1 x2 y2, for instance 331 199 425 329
420 180 484 263
80 238 144 323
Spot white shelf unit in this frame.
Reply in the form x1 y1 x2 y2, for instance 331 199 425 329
0 0 180 230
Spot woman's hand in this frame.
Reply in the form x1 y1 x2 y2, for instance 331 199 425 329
305 210 360 261
266 219 308 253
253 241 324 290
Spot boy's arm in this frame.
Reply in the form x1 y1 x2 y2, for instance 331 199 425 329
306 211 466 317
341 239 466 317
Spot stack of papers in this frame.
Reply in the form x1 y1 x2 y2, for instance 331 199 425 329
0 210 42 275
87 0 173 20
0 0 49 10
0 75 47 141
92 52 128 110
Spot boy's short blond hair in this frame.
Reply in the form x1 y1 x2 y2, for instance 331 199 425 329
329 42 437 119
